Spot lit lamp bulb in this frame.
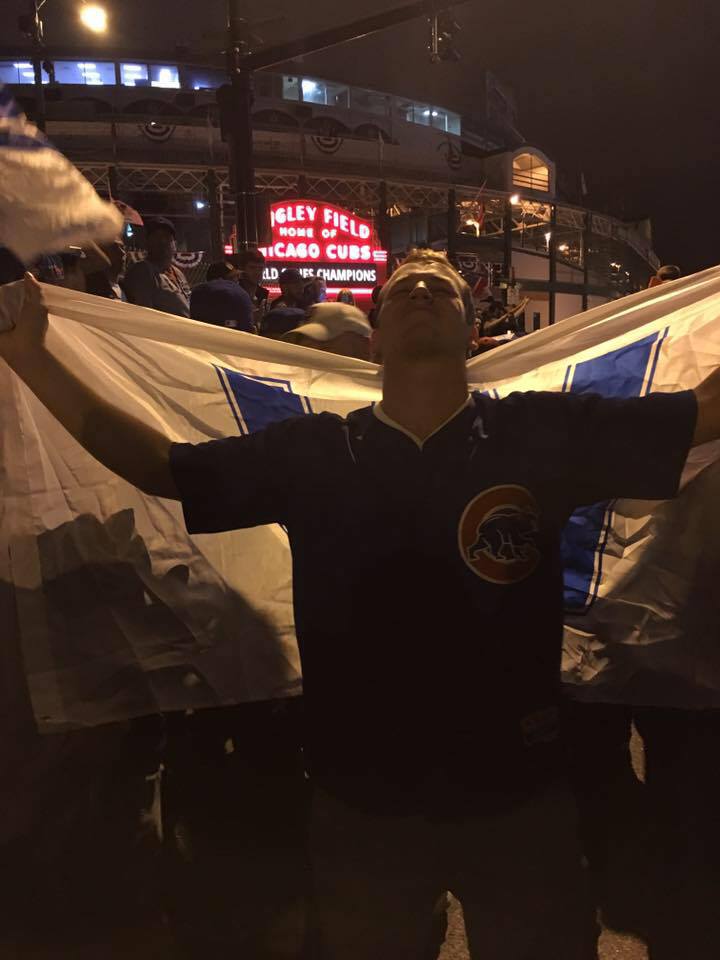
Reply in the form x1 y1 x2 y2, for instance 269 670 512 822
79 4 108 33
509 194 520 205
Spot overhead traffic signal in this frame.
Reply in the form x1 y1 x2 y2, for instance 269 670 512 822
428 10 462 64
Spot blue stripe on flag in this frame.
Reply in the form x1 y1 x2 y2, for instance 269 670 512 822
0 86 23 119
0 130 50 151
215 366 310 434
562 332 661 612
0 82 50 146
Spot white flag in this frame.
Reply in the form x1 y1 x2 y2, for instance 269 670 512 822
0 84 122 263
1 268 720 732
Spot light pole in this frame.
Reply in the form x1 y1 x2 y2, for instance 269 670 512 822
222 0 468 250
18 0 108 132
225 0 258 254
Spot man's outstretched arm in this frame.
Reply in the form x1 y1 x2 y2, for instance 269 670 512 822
0 274 178 498
694 366 720 446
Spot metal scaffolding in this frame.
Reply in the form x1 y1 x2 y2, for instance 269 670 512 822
78 160 659 313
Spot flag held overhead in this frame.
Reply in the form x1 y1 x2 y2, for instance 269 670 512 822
0 84 122 263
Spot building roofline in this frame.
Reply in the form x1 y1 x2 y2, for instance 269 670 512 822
0 44 466 127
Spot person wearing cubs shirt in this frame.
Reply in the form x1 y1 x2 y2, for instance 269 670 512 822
2 250 717 959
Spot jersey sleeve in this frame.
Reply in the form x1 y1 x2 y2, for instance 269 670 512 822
550 390 697 506
169 417 302 533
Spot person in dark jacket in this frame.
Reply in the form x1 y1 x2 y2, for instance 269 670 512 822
190 264 255 332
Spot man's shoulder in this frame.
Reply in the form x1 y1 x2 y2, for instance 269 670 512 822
255 409 357 467
476 389 579 415
232 280 254 307
476 388 664 440
264 408 352 441
470 389 583 437
345 404 375 429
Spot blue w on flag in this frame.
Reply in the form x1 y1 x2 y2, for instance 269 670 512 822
0 83 121 263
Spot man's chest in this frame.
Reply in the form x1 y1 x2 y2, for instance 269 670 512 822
156 268 188 298
291 440 568 592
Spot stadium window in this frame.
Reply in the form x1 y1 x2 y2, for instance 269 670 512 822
0 61 36 84
447 113 461 135
512 152 550 192
282 76 300 101
351 87 389 116
396 99 415 123
415 105 434 127
434 106 461 130
325 82 349 108
185 67 223 91
300 78 327 104
397 101 454 130
429 108 446 131
120 63 149 86
149 64 180 89
55 61 115 85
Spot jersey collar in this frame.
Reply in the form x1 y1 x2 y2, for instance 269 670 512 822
372 395 473 451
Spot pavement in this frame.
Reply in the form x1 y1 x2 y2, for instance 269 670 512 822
437 729 650 959
438 895 648 960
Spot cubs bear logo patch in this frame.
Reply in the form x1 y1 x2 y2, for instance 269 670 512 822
458 485 541 584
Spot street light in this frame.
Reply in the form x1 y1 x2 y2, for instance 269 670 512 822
19 1 110 130
79 3 108 33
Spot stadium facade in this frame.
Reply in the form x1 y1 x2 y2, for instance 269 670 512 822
1 48 659 323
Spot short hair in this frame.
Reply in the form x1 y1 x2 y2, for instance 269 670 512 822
236 248 266 268
380 249 475 325
205 261 236 282
657 264 681 282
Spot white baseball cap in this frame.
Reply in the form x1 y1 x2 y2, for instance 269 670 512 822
281 302 371 343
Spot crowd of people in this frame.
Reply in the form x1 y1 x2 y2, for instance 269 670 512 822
4 217 536 367
0 225 717 960
2 217 376 363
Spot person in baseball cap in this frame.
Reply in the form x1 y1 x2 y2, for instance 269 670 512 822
270 268 306 310
123 216 191 317
261 306 307 339
280 302 371 359
190 266 254 332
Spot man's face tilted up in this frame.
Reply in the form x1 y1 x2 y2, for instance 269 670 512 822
372 255 472 364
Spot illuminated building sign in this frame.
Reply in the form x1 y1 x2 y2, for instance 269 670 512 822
259 200 387 296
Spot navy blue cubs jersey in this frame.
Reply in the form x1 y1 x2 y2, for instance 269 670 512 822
170 389 696 815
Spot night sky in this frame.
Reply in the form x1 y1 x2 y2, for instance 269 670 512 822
9 0 720 273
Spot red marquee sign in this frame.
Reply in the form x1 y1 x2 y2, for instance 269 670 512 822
258 199 387 297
